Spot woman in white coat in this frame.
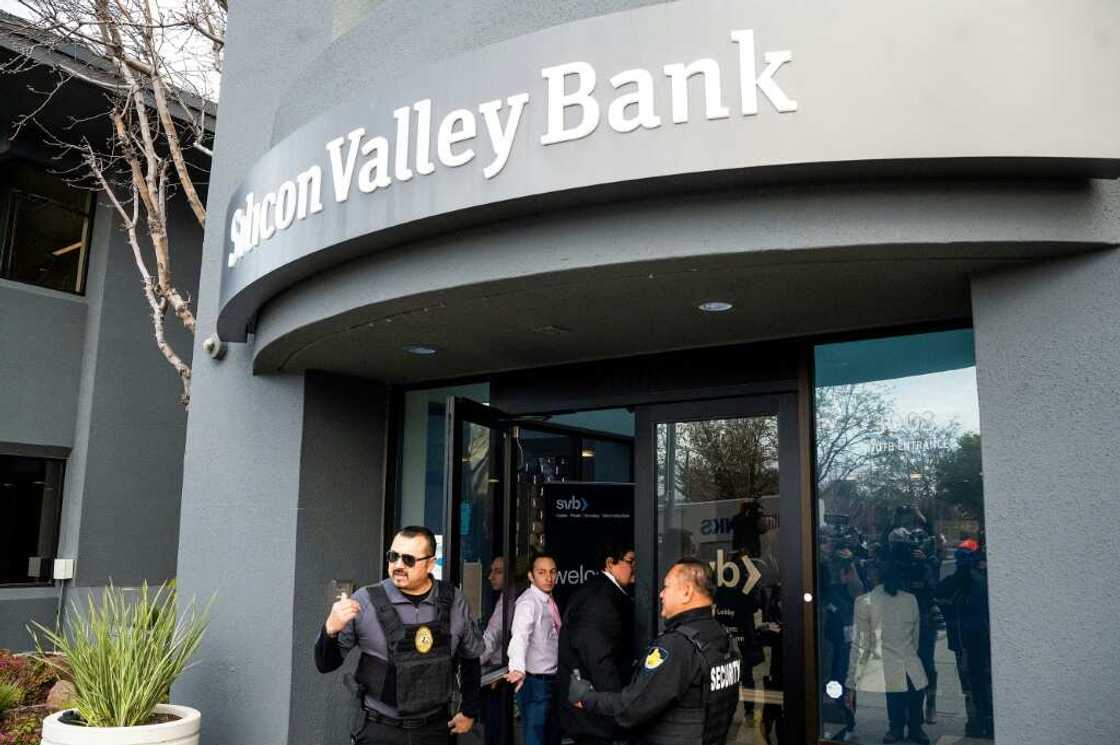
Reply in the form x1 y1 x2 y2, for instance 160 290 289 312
845 565 931 745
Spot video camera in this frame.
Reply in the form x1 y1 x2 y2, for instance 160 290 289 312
886 526 937 564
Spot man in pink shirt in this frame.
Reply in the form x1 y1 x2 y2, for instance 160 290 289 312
506 553 561 745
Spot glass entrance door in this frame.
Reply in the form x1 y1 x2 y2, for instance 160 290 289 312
443 397 512 745
443 398 637 745
636 395 806 745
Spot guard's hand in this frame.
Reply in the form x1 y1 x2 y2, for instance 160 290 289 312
448 712 474 734
505 669 526 692
325 595 361 637
912 549 926 561
844 689 855 710
569 675 593 704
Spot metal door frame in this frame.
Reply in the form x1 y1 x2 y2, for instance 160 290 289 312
635 392 807 745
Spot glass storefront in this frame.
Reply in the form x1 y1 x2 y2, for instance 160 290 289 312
388 328 994 744
814 329 994 742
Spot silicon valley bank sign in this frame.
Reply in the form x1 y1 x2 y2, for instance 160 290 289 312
226 29 796 269
217 0 1120 340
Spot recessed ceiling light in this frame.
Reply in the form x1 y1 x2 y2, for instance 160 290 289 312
698 301 733 312
403 344 440 356
581 449 595 459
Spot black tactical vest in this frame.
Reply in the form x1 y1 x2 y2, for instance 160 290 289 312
645 619 742 745
355 581 455 716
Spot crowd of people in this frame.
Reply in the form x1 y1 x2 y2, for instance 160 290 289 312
312 507 993 745
819 504 994 743
316 526 741 745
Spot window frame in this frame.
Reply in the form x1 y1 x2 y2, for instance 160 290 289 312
0 167 95 296
0 443 69 588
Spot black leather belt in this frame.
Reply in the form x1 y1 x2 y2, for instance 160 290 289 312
363 706 445 729
527 672 555 680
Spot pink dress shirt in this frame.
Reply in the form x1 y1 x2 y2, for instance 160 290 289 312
507 585 560 675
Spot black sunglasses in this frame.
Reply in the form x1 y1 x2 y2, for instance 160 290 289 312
386 550 434 568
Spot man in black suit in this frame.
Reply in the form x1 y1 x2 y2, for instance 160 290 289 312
554 541 637 745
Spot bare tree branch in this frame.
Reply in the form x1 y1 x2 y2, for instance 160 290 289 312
3 0 223 406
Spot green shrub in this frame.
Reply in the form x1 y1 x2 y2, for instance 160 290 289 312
29 582 211 728
0 680 24 712
0 707 43 745
0 651 58 704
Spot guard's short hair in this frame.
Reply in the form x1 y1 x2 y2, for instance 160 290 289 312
672 557 716 600
397 525 436 557
599 540 635 568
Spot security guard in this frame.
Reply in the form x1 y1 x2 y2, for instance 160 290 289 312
569 558 741 745
315 525 483 744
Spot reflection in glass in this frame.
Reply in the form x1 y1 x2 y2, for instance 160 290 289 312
657 416 784 744
394 383 490 537
459 418 508 745
814 330 993 743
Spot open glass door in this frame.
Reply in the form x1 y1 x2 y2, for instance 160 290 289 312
443 398 638 745
443 397 513 745
636 395 806 745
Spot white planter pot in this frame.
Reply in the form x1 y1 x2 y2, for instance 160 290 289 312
41 704 200 745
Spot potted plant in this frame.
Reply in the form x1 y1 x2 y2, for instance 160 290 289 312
29 582 210 745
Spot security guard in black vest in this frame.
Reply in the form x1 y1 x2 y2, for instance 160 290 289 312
315 526 483 744
569 558 741 745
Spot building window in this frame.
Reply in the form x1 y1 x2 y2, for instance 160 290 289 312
1 161 93 294
814 329 994 742
0 454 65 585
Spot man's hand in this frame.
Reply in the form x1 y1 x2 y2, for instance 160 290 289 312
325 595 361 637
448 712 474 734
505 669 526 692
568 676 593 704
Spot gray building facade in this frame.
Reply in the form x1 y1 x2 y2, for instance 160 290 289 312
0 19 204 652
177 2 1120 745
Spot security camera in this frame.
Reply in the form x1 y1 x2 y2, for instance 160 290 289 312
202 334 227 360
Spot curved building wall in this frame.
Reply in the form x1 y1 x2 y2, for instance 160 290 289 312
176 1 1120 744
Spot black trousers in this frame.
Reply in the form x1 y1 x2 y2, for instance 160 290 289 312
354 717 449 745
885 680 924 737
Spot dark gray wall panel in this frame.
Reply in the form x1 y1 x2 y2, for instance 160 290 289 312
972 251 1120 745
289 372 386 745
0 283 85 447
0 596 56 650
73 197 201 586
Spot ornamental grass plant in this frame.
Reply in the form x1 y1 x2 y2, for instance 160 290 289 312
0 681 23 714
29 582 210 728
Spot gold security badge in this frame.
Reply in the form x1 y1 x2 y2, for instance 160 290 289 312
415 625 434 654
644 646 668 670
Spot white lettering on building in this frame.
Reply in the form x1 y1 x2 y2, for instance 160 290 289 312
227 29 796 268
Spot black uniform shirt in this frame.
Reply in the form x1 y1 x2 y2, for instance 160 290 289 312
579 606 716 729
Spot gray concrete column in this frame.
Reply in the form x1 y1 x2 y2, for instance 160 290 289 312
972 248 1120 745
289 372 387 745
174 347 305 745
